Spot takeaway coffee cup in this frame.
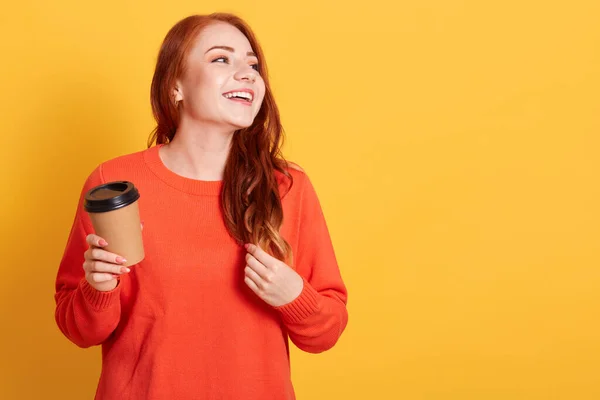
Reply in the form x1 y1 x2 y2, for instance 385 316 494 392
83 181 144 267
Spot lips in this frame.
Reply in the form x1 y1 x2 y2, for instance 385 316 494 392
222 89 254 105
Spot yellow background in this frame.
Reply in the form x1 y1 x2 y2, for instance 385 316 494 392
1 0 598 399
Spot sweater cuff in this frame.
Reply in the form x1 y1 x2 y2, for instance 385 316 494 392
79 278 121 311
276 277 321 323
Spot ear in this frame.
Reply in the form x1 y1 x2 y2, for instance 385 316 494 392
173 82 184 103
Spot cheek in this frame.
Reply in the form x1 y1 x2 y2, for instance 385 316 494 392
255 80 267 106
184 72 222 107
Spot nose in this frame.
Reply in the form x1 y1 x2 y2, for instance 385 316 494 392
234 65 258 83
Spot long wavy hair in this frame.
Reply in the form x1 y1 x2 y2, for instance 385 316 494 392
148 13 294 263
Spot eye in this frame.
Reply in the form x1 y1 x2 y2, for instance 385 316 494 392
250 63 259 71
212 56 229 64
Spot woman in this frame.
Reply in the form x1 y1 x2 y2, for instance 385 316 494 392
54 13 348 400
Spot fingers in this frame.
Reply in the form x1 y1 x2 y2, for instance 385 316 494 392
83 233 131 290
244 275 261 294
244 266 263 289
83 234 130 281
245 253 272 281
85 247 127 265
244 243 276 268
86 234 108 248
89 272 118 283
83 260 130 275
85 234 127 264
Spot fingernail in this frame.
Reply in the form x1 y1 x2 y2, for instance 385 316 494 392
120 267 130 273
116 257 127 264
99 239 108 246
244 243 249 250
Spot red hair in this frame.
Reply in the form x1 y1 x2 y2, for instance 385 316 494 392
148 13 294 263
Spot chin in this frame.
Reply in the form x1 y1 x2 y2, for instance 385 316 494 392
227 117 256 130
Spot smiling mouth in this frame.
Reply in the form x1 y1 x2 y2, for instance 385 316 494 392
223 91 254 104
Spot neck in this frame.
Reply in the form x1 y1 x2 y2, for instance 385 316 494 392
160 117 236 181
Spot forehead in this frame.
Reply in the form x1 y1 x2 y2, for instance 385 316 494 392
194 22 254 52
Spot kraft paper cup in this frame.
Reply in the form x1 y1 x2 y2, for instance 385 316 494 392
83 181 144 267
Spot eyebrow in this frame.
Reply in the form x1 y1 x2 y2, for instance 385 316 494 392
205 45 257 58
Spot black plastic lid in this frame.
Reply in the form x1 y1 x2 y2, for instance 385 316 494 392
84 181 140 213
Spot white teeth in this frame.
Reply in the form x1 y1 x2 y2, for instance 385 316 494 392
224 91 253 101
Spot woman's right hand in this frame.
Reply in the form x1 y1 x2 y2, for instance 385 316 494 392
83 234 130 292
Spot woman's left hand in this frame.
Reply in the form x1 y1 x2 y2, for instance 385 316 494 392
243 243 304 307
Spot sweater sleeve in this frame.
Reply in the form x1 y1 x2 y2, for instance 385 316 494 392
54 165 122 348
275 173 349 353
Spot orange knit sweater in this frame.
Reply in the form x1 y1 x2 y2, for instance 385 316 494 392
54 144 348 399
